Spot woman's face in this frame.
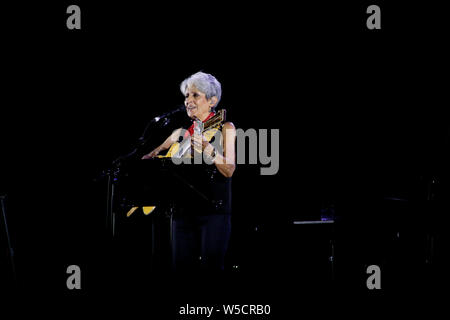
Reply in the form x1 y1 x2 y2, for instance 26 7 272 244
184 85 215 120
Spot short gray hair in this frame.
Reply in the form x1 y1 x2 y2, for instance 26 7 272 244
180 72 222 110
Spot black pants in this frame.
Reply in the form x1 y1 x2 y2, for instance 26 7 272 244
172 214 231 272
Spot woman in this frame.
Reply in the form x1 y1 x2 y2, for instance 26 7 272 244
142 72 236 272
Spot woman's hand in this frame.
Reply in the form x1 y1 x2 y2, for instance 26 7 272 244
141 147 161 159
192 133 214 156
141 129 181 160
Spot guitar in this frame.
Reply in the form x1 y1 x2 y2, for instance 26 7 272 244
158 109 226 159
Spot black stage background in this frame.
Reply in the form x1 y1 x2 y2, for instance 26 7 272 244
1 0 449 316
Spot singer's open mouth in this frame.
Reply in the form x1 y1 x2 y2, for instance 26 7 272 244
186 106 197 111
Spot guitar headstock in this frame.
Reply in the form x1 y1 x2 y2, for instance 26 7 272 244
203 109 226 131
190 109 226 155
194 117 203 134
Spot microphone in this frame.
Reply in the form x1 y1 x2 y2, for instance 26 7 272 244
152 105 185 123
139 105 186 145
110 105 186 166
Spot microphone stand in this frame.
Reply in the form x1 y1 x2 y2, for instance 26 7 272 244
113 105 185 167
97 105 226 271
98 106 184 238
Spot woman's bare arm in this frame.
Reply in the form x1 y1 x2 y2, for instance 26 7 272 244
141 128 182 159
205 122 236 177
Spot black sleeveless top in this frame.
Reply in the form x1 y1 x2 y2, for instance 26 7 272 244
179 165 232 216
176 117 232 216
